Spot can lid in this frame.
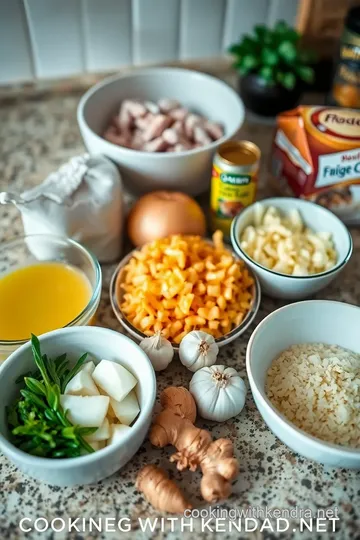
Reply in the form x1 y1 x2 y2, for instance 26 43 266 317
217 140 261 166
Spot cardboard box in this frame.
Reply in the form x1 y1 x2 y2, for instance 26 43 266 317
270 106 360 224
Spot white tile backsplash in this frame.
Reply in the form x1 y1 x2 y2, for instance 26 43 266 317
82 0 132 72
0 0 300 84
0 0 33 84
267 0 298 27
179 0 226 59
24 0 84 79
132 0 180 64
223 0 270 49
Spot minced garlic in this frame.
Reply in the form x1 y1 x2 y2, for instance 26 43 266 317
240 204 337 276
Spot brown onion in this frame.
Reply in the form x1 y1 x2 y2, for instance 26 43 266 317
127 191 206 246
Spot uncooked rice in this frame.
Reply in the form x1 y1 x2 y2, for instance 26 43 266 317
266 343 360 448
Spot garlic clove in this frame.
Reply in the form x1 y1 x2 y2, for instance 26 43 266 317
179 330 218 372
140 331 174 371
189 365 246 422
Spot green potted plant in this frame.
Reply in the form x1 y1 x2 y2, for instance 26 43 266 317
229 20 315 116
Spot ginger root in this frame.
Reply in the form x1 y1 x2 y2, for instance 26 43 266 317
149 387 239 503
136 465 192 513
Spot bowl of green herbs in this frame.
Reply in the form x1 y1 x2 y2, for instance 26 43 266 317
0 326 156 486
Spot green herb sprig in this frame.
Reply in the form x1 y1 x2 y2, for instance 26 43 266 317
228 20 316 90
7 334 96 458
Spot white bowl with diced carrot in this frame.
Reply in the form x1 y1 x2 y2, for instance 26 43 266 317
0 327 156 486
110 234 261 350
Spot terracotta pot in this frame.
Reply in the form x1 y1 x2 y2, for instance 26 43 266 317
239 73 304 116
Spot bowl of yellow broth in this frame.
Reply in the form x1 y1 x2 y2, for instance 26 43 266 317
0 235 102 362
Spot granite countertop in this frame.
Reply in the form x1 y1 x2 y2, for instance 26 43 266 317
0 85 359 540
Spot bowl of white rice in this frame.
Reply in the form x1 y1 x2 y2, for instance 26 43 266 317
246 300 360 469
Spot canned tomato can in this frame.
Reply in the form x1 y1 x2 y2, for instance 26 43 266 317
210 140 261 238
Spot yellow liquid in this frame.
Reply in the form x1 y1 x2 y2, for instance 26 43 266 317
0 262 92 341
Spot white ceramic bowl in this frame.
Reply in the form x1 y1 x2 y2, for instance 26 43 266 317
0 326 156 486
109 246 261 350
247 300 360 469
231 197 353 299
0 234 102 363
77 67 245 195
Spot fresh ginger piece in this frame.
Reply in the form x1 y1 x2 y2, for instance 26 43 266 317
198 438 239 503
160 385 196 423
149 387 239 504
136 465 192 513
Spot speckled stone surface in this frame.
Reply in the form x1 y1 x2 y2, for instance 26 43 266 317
0 85 359 540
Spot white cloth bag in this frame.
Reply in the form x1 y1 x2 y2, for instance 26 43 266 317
0 154 124 262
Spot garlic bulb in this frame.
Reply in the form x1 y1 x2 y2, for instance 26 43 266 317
139 332 174 371
189 365 246 422
179 331 219 372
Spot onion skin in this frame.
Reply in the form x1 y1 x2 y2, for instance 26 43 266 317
127 191 207 246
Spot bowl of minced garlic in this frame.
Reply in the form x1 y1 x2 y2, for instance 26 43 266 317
231 197 352 299
110 231 260 348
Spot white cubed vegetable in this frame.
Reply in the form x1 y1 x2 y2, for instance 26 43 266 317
110 390 140 426
85 418 110 442
107 424 131 446
64 370 99 397
92 360 137 402
81 360 96 375
288 209 303 232
89 440 105 451
253 202 265 228
81 440 104 454
97 388 119 420
60 395 109 427
107 402 117 420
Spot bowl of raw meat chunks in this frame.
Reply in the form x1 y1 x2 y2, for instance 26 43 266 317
77 67 245 195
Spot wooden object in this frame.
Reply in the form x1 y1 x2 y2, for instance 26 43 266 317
296 0 358 57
